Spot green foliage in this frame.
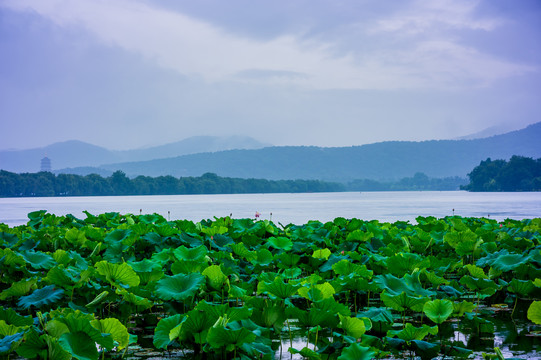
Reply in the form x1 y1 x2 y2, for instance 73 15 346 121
0 212 540 359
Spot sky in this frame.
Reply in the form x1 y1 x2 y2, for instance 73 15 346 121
1 0 540 150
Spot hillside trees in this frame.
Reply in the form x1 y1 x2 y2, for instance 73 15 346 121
463 156 541 191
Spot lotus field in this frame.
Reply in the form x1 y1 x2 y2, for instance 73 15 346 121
1 210 540 359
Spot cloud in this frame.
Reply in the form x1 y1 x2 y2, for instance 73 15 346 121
371 0 503 35
1 0 535 91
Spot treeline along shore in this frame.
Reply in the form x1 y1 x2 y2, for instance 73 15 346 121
1 155 538 197
0 170 465 197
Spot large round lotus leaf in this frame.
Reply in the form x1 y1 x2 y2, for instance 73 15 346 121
381 291 429 312
266 237 292 251
423 299 453 324
91 318 129 350
17 285 64 309
490 254 530 272
155 273 205 301
527 301 541 325
58 331 98 360
104 229 132 243
153 314 184 349
257 277 300 299
173 245 207 261
387 323 438 342
95 261 140 288
338 343 375 360
202 265 228 291
338 314 368 339
0 307 33 327
207 322 256 348
20 251 56 270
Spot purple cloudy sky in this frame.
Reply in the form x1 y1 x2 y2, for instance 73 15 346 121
1 0 540 150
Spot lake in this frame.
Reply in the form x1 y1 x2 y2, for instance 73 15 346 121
1 191 540 227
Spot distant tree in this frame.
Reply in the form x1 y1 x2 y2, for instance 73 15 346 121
463 156 541 192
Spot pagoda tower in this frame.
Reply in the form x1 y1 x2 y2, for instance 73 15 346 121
40 155 52 172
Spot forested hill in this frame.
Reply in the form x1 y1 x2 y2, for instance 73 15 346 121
96 122 541 181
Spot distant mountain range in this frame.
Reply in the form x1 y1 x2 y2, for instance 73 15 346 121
0 135 270 174
1 123 540 181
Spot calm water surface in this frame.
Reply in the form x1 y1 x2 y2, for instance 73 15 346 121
1 191 540 227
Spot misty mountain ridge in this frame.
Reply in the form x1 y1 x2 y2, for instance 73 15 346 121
65 121 541 182
0 135 271 173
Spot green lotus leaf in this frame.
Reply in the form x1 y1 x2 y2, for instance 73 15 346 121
508 279 535 297
0 320 20 337
127 258 161 272
275 253 301 268
385 252 426 276
95 261 140 288
338 315 368 339
490 253 531 272
282 268 302 279
173 245 208 262
104 229 132 243
0 307 33 327
171 260 208 275
254 248 274 265
0 231 20 247
20 250 56 270
46 266 78 288
0 277 37 300
298 282 336 302
464 264 488 279
332 260 373 278
266 237 293 251
177 308 217 344
534 278 541 288
155 273 205 301
527 301 541 325
0 331 23 354
374 272 435 297
453 301 476 317
421 270 449 286
18 285 64 309
202 265 229 291
195 301 252 323
289 346 322 359
312 248 332 260
91 318 129 350
387 323 438 341
381 291 429 312
257 277 300 299
459 276 499 297
357 308 393 324
241 341 274 359
423 299 454 324
115 289 153 310
337 343 375 360
247 298 286 330
411 340 440 360
229 243 257 262
207 318 256 348
0 248 25 267
346 230 372 242
15 327 47 358
86 291 110 308
58 331 99 360
286 306 337 328
153 314 184 349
